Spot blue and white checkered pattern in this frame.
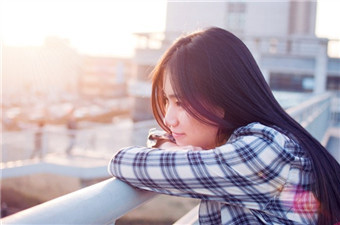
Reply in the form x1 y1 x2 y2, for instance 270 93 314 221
108 122 318 224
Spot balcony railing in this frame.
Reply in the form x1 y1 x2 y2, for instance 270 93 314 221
2 178 156 225
286 92 332 141
1 92 335 225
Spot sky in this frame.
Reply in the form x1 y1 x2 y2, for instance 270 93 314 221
1 0 167 57
1 0 339 58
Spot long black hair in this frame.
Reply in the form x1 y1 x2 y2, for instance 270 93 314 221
151 27 340 224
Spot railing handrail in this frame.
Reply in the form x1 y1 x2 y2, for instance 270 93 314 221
285 92 332 119
1 178 157 225
285 92 333 142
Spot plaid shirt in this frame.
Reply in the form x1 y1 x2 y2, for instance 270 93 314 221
108 122 318 224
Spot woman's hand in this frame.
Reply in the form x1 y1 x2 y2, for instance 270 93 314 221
147 128 203 150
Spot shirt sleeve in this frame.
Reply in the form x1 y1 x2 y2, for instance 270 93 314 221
108 124 296 209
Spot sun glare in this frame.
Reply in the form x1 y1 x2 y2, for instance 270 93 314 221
1 0 167 57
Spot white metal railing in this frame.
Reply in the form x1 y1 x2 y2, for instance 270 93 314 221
1 178 157 225
1 93 334 225
286 92 333 142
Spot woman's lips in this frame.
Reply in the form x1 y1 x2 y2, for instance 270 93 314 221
171 132 185 139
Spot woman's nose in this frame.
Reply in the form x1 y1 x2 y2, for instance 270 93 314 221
164 106 178 128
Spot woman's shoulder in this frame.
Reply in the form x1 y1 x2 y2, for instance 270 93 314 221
232 122 285 137
230 122 300 150
222 122 312 171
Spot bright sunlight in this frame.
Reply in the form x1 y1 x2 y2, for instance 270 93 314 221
1 0 167 57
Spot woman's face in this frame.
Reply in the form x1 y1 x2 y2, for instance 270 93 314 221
162 72 221 149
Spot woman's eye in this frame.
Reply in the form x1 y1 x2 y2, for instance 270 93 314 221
175 100 182 107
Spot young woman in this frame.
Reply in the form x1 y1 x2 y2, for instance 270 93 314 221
109 27 340 224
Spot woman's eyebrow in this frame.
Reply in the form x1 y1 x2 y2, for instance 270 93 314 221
162 91 176 99
168 94 177 99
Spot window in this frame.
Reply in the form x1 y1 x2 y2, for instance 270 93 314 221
327 76 340 91
226 3 246 34
270 73 314 92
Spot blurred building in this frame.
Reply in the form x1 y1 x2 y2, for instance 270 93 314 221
2 37 135 102
78 56 133 99
131 0 340 121
2 38 135 126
